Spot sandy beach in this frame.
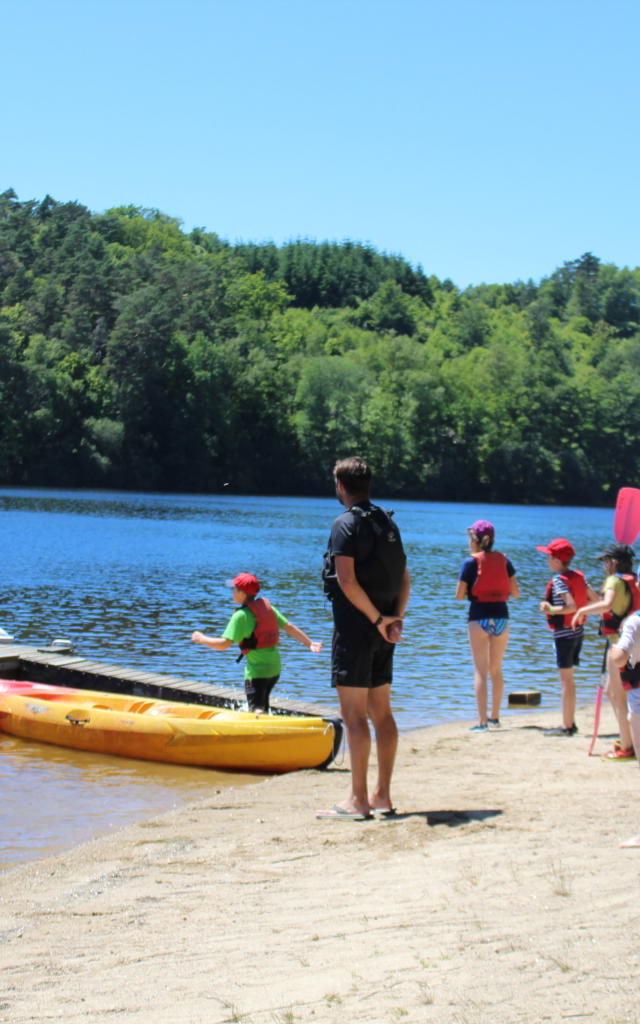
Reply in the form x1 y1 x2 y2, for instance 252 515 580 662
1 700 639 1024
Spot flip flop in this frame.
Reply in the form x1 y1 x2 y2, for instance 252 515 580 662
370 807 397 817
315 804 372 821
620 834 640 848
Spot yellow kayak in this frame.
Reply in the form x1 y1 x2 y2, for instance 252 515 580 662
0 681 341 773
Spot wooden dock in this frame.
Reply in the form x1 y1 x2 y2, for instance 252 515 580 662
0 640 341 721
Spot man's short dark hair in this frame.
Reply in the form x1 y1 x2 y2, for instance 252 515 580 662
333 456 372 497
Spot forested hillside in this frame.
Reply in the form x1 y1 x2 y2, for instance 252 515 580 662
1 188 639 502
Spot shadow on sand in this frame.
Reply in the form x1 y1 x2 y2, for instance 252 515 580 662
374 808 503 827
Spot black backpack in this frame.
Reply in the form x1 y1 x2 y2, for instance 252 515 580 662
322 505 406 607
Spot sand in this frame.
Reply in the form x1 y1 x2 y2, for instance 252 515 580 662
1 701 639 1024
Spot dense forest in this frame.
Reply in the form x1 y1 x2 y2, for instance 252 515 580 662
1 188 639 503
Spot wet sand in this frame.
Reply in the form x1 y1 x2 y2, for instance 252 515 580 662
1 701 638 1024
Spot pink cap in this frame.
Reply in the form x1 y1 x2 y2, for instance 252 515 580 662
468 520 495 542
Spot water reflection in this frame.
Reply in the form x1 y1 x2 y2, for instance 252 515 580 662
0 732 258 872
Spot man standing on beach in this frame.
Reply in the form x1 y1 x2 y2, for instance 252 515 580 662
317 456 410 820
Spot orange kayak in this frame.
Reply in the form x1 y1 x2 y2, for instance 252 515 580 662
0 680 341 773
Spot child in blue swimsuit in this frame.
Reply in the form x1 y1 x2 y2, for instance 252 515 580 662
455 519 519 731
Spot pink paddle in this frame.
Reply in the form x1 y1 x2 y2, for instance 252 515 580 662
589 487 640 755
614 487 640 545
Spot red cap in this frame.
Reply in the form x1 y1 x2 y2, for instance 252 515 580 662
226 572 260 596
536 538 575 561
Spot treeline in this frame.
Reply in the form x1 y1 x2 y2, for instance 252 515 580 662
1 188 639 502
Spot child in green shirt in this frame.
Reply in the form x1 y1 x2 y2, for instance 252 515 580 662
191 572 322 712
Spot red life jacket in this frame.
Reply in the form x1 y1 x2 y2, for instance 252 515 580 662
470 551 511 602
544 569 589 630
239 597 279 653
600 574 640 636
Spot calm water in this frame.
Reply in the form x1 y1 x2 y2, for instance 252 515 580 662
0 487 615 869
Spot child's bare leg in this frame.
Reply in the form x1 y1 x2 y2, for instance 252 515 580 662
488 628 509 719
607 656 633 749
559 666 576 730
468 623 490 724
619 691 640 844
627 690 640 761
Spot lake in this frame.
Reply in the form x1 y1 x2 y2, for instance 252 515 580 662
0 487 616 868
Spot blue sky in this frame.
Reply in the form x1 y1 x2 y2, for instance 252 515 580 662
3 0 639 288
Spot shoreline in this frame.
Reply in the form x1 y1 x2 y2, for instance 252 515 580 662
0 678 552 872
0 699 550 874
2 700 639 1023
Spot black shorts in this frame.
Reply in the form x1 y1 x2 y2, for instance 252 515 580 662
331 601 395 688
621 662 640 689
554 634 582 670
245 675 279 711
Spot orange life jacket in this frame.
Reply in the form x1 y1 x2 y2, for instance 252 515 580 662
544 569 589 630
470 551 511 603
239 597 279 653
600 574 640 636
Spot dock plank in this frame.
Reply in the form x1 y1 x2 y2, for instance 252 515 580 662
0 643 340 721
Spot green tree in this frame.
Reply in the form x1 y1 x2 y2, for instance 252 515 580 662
292 356 369 486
